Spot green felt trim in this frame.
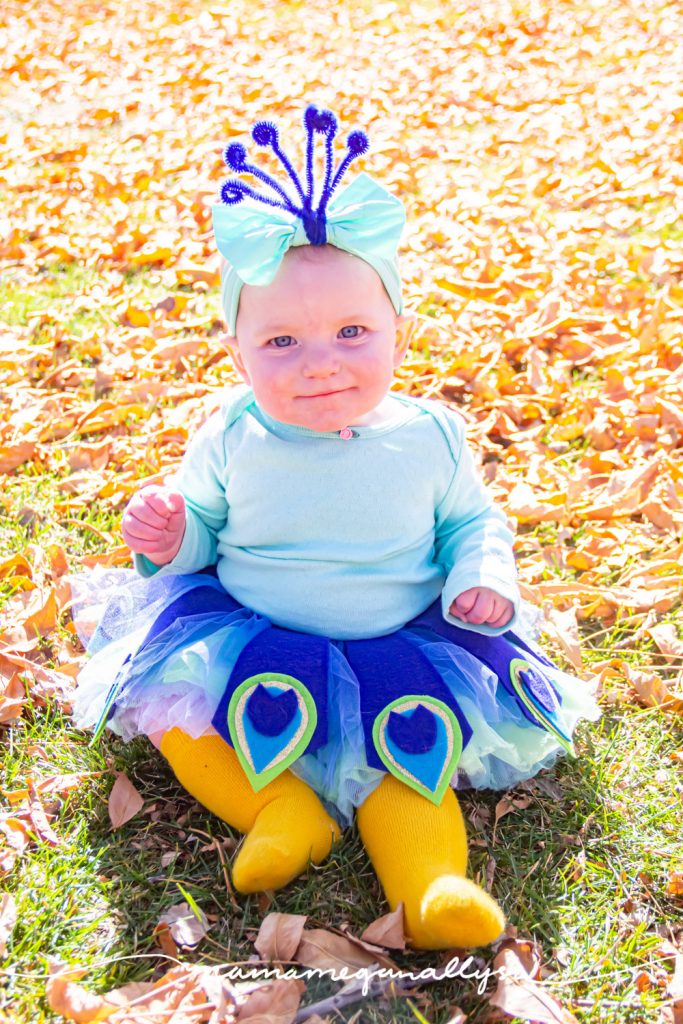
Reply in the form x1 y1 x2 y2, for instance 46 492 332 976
372 695 462 806
227 672 317 792
509 658 574 754
90 675 125 746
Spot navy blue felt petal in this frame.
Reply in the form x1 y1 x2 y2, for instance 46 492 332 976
246 683 298 736
387 704 437 754
212 624 329 752
345 631 472 771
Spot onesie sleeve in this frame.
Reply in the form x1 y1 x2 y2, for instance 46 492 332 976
432 408 520 635
134 409 229 578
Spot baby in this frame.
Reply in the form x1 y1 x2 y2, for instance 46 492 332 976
74 106 598 950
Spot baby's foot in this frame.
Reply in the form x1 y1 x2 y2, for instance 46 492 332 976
409 874 505 950
232 797 340 892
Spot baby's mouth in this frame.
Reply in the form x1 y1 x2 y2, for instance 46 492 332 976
297 387 353 399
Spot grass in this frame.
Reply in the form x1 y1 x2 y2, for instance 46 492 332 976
2 704 682 1022
0 259 681 1021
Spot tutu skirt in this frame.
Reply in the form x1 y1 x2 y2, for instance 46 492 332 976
71 569 599 826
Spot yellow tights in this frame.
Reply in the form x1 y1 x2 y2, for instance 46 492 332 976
161 728 504 948
160 728 340 892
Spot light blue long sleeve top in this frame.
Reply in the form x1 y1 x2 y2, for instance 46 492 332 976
135 388 520 640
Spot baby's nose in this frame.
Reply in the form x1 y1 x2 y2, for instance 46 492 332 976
302 346 341 377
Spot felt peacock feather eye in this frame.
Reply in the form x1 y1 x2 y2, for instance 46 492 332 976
218 104 370 246
372 696 463 806
508 658 574 753
227 672 318 792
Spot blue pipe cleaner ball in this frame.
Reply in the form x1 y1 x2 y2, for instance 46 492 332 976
315 109 338 134
304 104 320 130
347 130 369 156
224 143 248 170
252 121 279 146
220 180 246 205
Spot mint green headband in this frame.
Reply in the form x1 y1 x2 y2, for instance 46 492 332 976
211 105 405 335
215 173 404 335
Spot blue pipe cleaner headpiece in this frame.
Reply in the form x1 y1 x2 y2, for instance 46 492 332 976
212 104 405 334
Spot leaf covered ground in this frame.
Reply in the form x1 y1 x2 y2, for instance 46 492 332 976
1 0 682 1021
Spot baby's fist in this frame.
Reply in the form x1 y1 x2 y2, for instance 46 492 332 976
449 587 513 629
122 485 186 566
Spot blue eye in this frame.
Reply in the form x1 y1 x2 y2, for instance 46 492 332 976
269 335 296 348
339 325 361 339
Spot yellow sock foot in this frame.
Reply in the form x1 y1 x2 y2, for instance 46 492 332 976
161 728 340 893
417 875 505 949
232 787 340 892
357 776 505 950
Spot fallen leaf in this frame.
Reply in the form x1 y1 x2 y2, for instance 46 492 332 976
237 978 305 1024
666 872 683 897
27 784 61 846
46 966 117 1023
255 912 308 962
489 944 579 1022
158 901 209 949
620 663 683 714
0 817 31 853
360 904 407 950
647 623 683 662
493 795 532 843
108 772 144 828
295 928 383 973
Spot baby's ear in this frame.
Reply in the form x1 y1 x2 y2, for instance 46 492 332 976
223 335 251 383
393 313 416 367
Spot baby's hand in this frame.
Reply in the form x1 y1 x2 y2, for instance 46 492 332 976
449 587 514 629
122 485 186 566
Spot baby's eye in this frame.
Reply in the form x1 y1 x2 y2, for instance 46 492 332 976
268 335 297 348
339 325 362 339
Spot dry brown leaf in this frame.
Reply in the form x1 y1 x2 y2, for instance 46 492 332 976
236 978 305 1024
158 901 209 949
360 904 407 950
647 623 683 662
489 945 579 1023
295 928 382 973
107 772 144 828
46 967 117 1023
0 673 26 723
0 817 31 853
666 871 683 896
542 607 583 670
27 785 61 846
152 920 179 959
493 795 532 843
619 663 683 714
254 912 308 962
0 846 18 878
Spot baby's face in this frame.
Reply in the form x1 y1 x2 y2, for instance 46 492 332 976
230 246 411 432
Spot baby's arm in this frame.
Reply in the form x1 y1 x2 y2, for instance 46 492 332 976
434 412 519 635
124 410 229 577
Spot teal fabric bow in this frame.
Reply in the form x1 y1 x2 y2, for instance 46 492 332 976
212 172 405 334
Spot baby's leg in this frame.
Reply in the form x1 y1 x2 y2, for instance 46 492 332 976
357 776 504 949
161 728 340 892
